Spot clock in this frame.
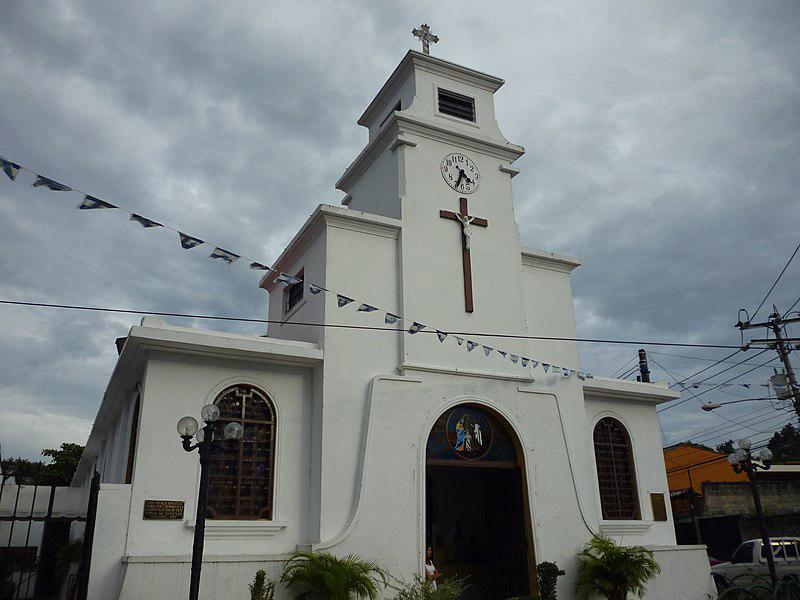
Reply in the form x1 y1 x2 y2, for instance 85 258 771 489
441 153 480 194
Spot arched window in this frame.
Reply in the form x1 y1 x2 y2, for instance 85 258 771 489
593 417 639 520
207 385 276 520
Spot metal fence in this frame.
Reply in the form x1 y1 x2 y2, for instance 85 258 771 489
0 471 98 600
715 573 800 599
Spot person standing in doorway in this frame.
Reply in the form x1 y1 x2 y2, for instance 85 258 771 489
425 546 441 590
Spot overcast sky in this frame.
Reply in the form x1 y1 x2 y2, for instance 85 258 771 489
1 1 799 461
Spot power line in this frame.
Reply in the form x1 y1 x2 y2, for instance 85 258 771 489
612 356 636 377
658 352 775 413
751 238 800 320
649 350 779 369
0 299 746 348
667 348 747 389
669 405 786 445
783 296 800 318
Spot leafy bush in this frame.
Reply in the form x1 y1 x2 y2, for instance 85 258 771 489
249 569 276 600
280 550 387 600
575 537 660 600
55 539 83 583
389 574 469 600
537 561 565 600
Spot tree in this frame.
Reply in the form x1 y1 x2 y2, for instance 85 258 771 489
768 423 800 462
715 440 735 455
0 443 84 485
40 443 85 485
575 537 660 600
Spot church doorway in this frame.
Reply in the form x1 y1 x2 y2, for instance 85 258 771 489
425 404 536 600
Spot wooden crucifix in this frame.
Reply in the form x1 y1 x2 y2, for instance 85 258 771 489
439 197 488 313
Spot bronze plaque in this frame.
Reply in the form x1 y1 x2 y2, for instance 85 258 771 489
650 493 668 521
143 500 185 520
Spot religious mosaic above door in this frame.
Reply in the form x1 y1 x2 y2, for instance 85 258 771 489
426 405 518 466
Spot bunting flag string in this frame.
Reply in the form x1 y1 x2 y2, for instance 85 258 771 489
1 152 595 381
0 154 283 276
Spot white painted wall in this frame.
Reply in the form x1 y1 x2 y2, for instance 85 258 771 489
87 484 132 600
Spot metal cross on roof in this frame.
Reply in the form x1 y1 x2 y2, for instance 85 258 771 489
412 23 439 55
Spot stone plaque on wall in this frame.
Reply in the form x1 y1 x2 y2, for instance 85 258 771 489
650 493 668 521
143 499 185 520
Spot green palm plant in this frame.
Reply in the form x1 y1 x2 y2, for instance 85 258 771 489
280 550 387 600
575 537 660 600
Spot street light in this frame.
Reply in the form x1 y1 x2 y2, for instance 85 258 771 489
727 439 777 589
700 397 777 411
178 405 244 600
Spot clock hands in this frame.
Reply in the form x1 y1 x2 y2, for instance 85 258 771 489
455 167 474 190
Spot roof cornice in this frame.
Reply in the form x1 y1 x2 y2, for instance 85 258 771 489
583 378 680 404
336 112 524 193
521 248 581 273
260 205 401 292
358 51 505 128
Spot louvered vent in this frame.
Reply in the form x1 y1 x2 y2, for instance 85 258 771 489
438 89 475 122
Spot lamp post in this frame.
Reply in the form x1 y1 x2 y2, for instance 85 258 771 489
727 439 777 588
177 405 244 600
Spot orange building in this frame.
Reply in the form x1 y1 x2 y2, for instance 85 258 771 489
664 442 748 494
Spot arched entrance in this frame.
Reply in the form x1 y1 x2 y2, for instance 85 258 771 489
425 404 536 599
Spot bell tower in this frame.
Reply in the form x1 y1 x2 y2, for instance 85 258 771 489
335 38 529 368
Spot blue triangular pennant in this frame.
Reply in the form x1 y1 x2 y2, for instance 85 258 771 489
385 313 401 324
0 158 21 181
209 247 240 264
178 232 204 249
130 213 162 228
357 303 378 312
542 363 550 373
308 284 325 295
77 195 116 210
497 350 507 358
510 354 519 364
483 346 493 356
274 273 302 287
249 262 270 270
32 175 71 191
337 294 354 308
467 341 477 351
531 360 539 369
454 336 464 346
436 330 447 342
521 357 529 367
408 322 425 334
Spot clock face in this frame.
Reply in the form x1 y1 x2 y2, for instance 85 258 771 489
441 153 480 194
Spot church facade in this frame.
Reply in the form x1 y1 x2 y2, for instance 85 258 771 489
72 50 714 599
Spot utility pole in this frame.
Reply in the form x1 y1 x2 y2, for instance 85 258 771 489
737 306 800 420
637 348 651 383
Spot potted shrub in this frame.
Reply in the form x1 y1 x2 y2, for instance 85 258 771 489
280 550 387 600
575 537 660 600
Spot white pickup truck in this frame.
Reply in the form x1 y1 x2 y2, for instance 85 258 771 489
711 538 800 589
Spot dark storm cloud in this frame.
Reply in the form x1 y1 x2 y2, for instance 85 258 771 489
1 0 798 459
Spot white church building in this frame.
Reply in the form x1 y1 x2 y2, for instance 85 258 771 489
72 45 714 599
